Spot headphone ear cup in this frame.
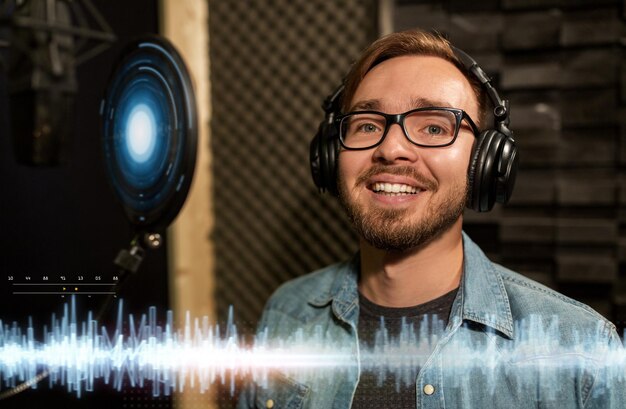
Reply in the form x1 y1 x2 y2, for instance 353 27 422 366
309 125 324 191
323 122 340 196
468 129 519 212
310 119 340 194
467 131 486 211
468 130 503 212
496 137 518 205
311 84 344 195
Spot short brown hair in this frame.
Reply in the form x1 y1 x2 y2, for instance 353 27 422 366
342 29 488 127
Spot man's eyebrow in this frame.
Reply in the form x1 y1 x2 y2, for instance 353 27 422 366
349 99 381 112
349 97 456 112
410 97 454 109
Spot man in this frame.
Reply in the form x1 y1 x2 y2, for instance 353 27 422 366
238 29 624 408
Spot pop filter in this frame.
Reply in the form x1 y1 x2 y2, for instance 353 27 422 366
100 36 197 232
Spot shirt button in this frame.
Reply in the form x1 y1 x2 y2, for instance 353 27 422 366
423 384 435 395
266 399 275 408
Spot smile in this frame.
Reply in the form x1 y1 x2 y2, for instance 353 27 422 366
370 183 421 195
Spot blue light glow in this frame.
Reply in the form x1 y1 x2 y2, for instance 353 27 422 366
113 82 171 192
125 104 157 163
1 299 624 399
101 37 196 227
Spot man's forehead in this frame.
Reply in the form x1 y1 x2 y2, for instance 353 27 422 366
349 55 479 117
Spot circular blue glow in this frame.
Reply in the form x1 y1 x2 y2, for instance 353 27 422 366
112 82 172 192
125 104 157 163
101 38 197 229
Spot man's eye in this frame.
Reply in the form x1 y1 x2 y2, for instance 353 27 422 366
358 123 379 133
426 125 443 135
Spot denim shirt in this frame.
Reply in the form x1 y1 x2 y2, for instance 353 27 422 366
238 233 625 409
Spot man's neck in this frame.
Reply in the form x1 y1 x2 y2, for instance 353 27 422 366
358 219 464 308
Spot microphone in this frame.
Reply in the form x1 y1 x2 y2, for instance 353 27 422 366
1 0 115 166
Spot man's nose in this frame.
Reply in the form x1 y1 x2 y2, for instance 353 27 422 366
372 123 420 164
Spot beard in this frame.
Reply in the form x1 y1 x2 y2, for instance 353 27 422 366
338 165 467 252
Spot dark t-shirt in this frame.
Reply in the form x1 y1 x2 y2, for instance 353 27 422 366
351 288 458 409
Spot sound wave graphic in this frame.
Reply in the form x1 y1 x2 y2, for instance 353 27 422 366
1 298 625 399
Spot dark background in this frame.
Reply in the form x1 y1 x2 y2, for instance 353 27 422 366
0 1 169 408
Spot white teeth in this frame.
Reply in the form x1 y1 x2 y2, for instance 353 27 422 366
372 183 420 194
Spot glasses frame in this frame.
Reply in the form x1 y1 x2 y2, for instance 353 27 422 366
337 107 480 150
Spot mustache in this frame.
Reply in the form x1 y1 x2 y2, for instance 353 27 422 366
354 165 438 191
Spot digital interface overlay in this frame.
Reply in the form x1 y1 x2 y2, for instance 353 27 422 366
5 273 121 298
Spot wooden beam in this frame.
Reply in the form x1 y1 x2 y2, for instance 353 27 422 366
160 0 215 408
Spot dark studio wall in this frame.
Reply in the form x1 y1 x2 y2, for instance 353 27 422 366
208 2 378 406
209 0 378 339
0 1 170 408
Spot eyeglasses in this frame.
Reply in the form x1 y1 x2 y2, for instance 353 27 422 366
337 107 480 150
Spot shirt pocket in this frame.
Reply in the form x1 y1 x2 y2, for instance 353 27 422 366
255 373 309 409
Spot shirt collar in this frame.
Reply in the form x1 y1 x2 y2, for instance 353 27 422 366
307 232 514 339
453 232 514 339
308 254 360 326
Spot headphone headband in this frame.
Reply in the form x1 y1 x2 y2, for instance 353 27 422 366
451 46 513 139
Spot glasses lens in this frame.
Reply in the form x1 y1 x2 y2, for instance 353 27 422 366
340 113 387 149
404 110 458 146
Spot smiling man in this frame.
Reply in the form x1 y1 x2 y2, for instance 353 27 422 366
238 29 624 409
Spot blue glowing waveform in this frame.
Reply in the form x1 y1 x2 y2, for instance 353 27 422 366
0 298 625 399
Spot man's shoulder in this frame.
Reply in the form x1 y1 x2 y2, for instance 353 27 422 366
464 233 614 333
494 263 614 331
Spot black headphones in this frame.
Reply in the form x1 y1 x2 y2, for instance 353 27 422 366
309 46 518 213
